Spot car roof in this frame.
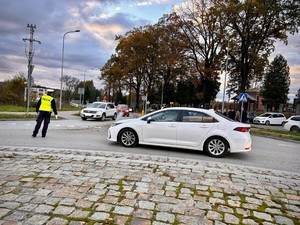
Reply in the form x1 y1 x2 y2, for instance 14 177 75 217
91 101 113 104
259 112 284 115
142 107 218 117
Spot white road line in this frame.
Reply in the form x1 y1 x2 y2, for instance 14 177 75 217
278 144 299 148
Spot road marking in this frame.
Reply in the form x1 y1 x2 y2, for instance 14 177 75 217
278 144 299 148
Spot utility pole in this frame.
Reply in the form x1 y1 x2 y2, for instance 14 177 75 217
23 24 41 114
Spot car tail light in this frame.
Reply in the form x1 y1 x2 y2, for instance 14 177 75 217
234 127 250 132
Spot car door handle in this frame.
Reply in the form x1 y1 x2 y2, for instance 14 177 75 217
200 125 209 128
168 124 177 127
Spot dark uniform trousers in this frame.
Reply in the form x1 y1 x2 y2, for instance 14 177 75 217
33 111 51 137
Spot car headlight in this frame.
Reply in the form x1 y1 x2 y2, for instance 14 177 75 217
110 122 122 128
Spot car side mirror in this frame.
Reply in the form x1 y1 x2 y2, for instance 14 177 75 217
147 117 154 124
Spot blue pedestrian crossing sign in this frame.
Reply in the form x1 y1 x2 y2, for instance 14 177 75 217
239 93 248 103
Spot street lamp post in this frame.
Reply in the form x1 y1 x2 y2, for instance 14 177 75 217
59 29 80 109
83 68 94 105
221 43 229 113
161 80 164 109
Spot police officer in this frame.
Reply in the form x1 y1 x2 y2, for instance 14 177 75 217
32 89 58 137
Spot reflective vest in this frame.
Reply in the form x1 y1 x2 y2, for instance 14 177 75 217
39 95 53 112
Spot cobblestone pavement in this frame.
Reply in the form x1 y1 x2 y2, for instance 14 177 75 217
0 146 299 225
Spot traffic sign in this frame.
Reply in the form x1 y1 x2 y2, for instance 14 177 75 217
239 93 248 103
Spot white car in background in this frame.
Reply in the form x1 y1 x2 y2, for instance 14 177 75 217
80 102 117 121
283 115 300 132
253 112 286 125
107 107 252 158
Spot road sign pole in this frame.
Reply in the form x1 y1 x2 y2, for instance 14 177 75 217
240 102 244 122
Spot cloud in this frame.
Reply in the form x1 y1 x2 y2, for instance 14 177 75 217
0 0 299 104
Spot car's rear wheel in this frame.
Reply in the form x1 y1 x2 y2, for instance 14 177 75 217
204 137 228 158
265 120 270 125
119 129 138 147
101 113 106 121
112 113 117 120
290 126 300 132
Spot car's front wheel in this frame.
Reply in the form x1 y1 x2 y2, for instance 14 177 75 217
81 117 87 121
204 137 228 158
290 126 300 132
100 113 106 121
119 129 138 147
265 120 270 125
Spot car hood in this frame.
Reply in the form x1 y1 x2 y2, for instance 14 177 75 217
115 118 136 123
82 107 102 111
254 116 266 119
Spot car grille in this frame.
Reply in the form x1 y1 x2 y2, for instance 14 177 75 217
83 110 97 113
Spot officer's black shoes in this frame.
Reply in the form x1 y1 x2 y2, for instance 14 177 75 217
32 134 37 137
42 135 46 138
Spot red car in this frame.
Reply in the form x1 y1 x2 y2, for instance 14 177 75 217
117 104 130 117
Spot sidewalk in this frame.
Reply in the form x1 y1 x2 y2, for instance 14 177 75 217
0 146 299 225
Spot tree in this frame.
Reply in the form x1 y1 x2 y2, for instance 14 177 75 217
83 80 103 104
174 0 225 107
0 73 26 105
261 54 290 110
61 75 80 105
218 0 300 94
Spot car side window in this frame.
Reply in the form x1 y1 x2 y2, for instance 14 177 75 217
150 110 180 122
182 110 216 123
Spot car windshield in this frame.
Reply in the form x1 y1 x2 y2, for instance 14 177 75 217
259 113 272 117
118 105 128 108
89 103 106 109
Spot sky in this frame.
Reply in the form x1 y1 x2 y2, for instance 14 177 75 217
0 0 299 102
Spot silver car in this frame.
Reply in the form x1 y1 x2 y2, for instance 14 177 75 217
80 102 117 121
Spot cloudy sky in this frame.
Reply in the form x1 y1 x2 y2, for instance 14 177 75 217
0 0 299 102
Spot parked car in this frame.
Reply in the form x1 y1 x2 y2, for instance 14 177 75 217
107 107 252 158
283 115 300 132
117 104 130 117
246 112 257 123
80 102 117 121
253 112 286 125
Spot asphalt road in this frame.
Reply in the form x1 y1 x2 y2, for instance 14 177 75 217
0 113 299 173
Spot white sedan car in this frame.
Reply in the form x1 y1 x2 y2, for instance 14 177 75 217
283 115 300 132
107 107 252 158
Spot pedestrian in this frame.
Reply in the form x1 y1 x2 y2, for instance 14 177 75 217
241 107 248 123
235 110 240 121
32 89 58 137
228 108 236 120
223 108 228 116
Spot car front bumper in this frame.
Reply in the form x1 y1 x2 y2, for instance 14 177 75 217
81 113 102 118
